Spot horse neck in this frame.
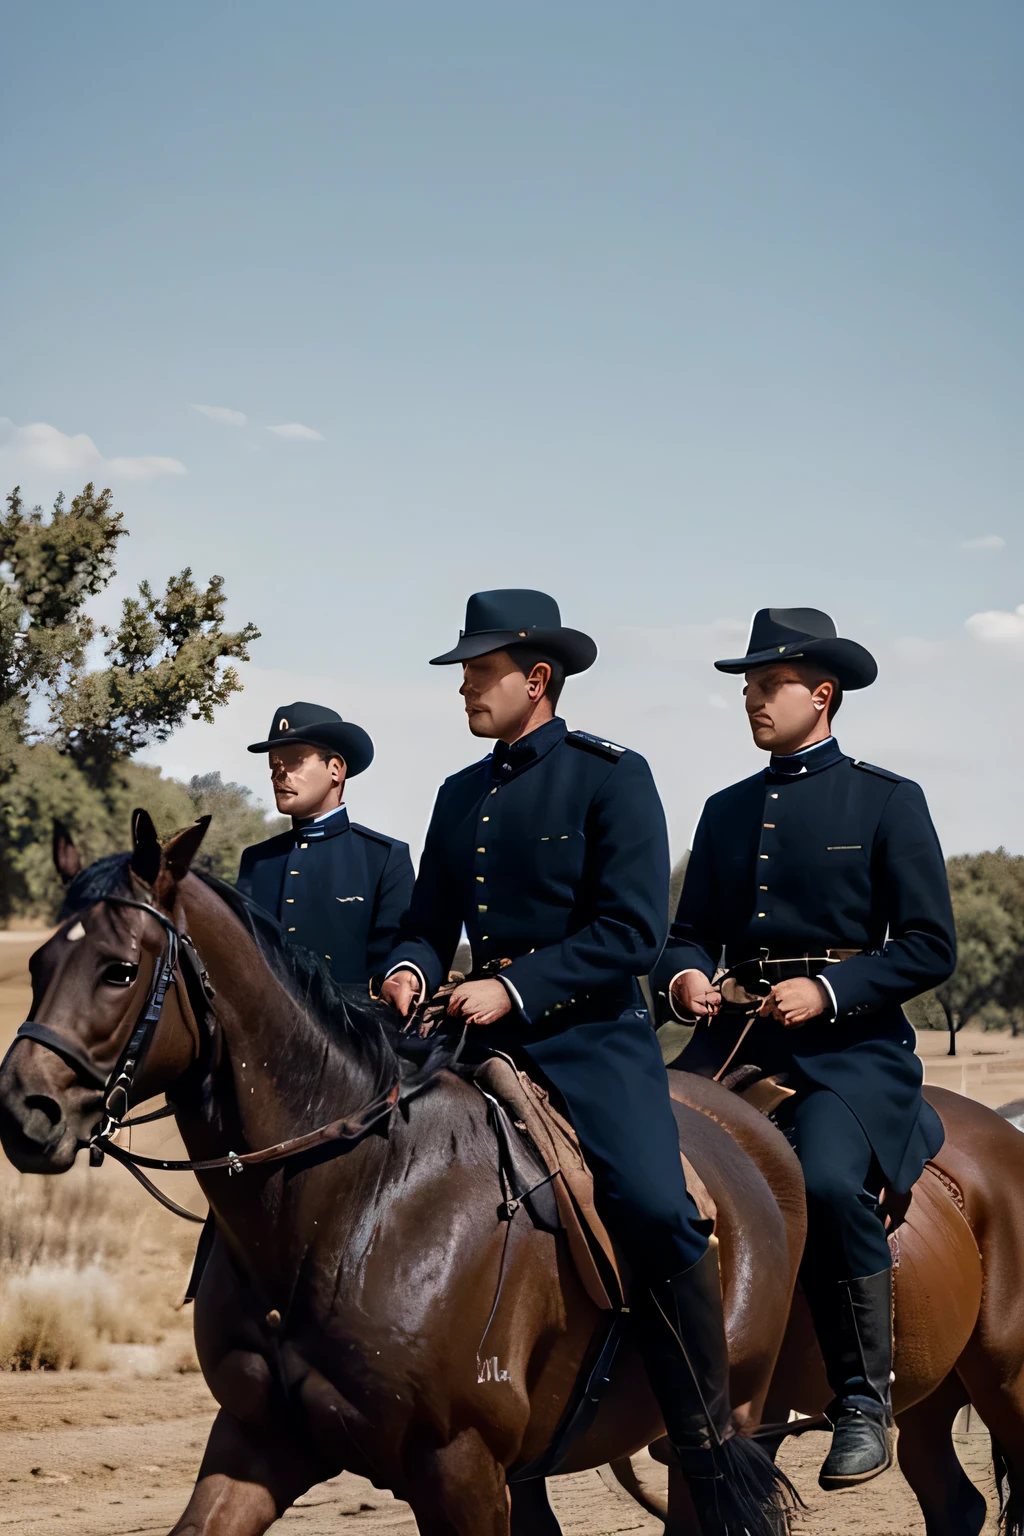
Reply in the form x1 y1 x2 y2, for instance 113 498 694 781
172 876 380 1162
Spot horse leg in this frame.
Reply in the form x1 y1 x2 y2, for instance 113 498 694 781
407 1429 510 1536
895 1372 986 1536
167 1408 326 1536
957 1342 1024 1536
508 1479 562 1534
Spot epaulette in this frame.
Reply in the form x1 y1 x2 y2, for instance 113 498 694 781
445 756 492 784
852 761 904 783
566 730 627 763
350 822 398 848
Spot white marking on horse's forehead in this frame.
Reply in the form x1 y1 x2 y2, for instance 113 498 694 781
66 921 86 942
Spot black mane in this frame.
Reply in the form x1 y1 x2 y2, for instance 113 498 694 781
61 854 443 1079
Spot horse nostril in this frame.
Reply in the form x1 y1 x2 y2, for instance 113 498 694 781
22 1094 64 1145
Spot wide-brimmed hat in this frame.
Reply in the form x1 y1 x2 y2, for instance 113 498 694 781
247 702 374 777
430 589 598 675
714 608 877 690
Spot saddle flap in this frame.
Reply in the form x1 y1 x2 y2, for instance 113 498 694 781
474 1055 622 1311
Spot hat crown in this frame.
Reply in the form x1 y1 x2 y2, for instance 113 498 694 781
463 589 562 638
750 607 838 651
267 701 343 738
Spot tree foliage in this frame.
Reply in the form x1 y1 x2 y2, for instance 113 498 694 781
0 483 266 922
937 849 1024 1034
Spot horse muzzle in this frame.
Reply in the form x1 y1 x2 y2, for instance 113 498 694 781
0 1040 97 1173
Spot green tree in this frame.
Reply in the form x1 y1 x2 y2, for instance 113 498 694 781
0 483 262 922
932 849 1024 1038
186 773 287 882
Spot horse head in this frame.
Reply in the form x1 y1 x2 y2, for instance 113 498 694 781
0 810 210 1174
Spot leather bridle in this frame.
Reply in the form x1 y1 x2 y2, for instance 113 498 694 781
15 896 444 1224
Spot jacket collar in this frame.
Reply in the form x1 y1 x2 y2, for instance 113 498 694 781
490 716 567 780
293 804 351 841
767 736 845 780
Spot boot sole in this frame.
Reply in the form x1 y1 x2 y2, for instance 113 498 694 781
818 1446 893 1491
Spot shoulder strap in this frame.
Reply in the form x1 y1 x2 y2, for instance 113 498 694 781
349 823 394 849
565 730 626 763
852 760 904 783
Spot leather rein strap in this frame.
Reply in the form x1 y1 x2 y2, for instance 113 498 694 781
14 896 414 1222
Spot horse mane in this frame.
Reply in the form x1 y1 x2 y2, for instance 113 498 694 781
60 853 443 1087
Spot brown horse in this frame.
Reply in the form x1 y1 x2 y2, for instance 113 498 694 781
615 1068 1024 1536
0 814 803 1536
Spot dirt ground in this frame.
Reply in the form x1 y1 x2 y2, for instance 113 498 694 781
0 932 1017 1534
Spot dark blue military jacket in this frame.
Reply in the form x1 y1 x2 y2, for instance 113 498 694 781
236 806 413 984
650 736 956 1191
388 716 670 1084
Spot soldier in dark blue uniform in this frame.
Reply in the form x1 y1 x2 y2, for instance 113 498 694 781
650 608 956 1491
237 702 413 984
383 591 787 1536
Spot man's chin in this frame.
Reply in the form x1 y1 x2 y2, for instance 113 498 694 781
466 714 497 739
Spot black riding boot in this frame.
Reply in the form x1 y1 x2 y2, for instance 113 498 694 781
637 1245 793 1536
808 1267 894 1490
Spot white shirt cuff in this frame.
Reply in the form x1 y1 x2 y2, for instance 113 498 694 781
818 971 838 1021
497 973 526 1016
384 962 427 1004
668 969 710 1021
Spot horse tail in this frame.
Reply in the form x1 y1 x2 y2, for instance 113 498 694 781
994 1434 1024 1536
687 1433 800 1536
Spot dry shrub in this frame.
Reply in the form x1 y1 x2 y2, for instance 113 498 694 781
0 1153 202 1371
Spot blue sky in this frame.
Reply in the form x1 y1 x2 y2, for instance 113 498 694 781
3 2 1022 855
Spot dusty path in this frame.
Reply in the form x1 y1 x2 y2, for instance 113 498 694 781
0 1370 1001 1534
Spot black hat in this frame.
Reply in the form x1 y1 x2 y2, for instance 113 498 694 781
247 702 374 777
714 608 877 691
430 589 598 675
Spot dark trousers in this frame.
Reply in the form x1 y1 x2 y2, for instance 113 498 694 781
790 1085 891 1285
505 1017 710 1285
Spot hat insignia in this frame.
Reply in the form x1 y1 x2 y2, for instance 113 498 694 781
278 717 289 732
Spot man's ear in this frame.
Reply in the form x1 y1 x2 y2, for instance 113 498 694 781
130 809 162 886
811 679 835 715
52 820 83 885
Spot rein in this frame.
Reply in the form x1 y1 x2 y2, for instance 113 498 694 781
16 895 440 1224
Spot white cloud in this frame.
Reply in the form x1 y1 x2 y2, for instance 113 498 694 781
265 423 324 441
964 604 1024 644
190 404 247 427
960 534 1006 551
0 418 185 482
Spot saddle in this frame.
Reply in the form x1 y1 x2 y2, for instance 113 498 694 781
473 1053 716 1312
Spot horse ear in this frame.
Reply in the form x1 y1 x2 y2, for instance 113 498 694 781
52 820 83 885
162 816 212 882
130 808 162 887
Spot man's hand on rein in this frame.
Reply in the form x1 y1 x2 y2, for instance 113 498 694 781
759 977 830 1028
446 978 512 1026
381 969 423 1018
670 971 723 1018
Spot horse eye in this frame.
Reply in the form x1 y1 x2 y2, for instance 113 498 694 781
102 962 139 989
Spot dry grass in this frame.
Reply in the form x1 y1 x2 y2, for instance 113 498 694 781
0 1154 201 1372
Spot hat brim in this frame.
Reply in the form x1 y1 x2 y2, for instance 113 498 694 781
246 722 375 777
429 626 598 676
714 637 878 690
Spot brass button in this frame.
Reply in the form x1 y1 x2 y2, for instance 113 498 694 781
482 934 489 940
285 898 295 904
300 842 309 849
287 926 296 932
758 912 767 918
490 787 498 795
478 904 488 913
760 854 769 860
476 876 485 884
770 793 779 800
290 869 300 875
477 846 486 853
763 823 775 829
760 885 768 891
482 816 490 823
